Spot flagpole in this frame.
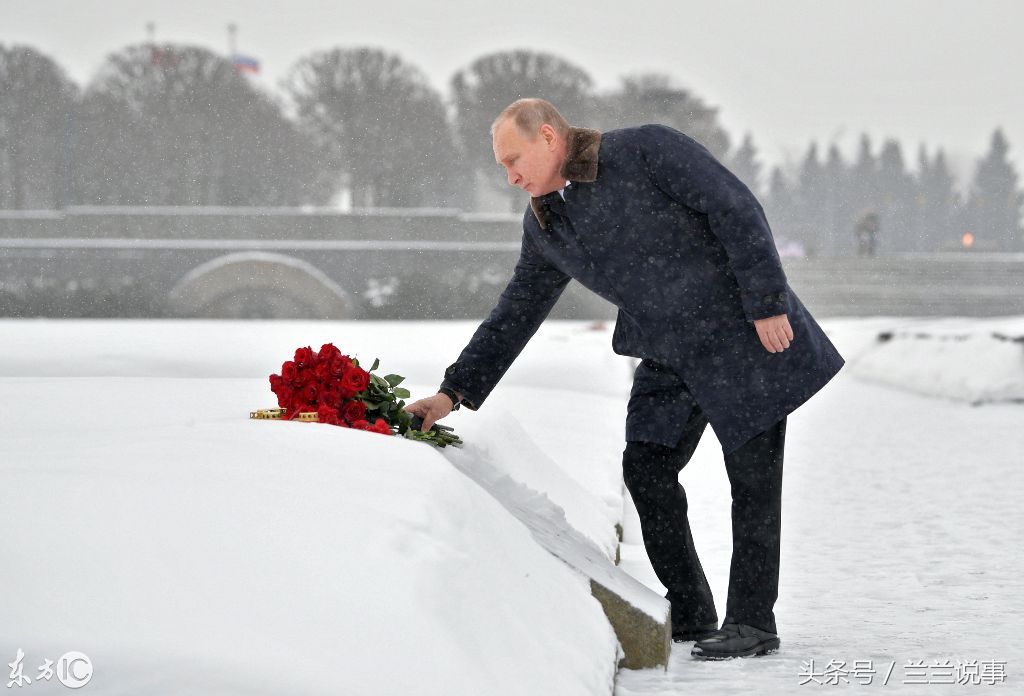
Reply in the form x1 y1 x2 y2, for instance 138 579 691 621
226 23 259 75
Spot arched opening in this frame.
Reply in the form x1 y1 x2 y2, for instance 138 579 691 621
167 252 355 319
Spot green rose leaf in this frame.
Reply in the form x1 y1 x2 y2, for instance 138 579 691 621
384 374 405 387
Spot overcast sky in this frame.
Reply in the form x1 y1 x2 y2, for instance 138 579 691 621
5 0 1021 189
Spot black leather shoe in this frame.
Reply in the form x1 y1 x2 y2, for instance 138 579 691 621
690 622 780 659
672 621 719 643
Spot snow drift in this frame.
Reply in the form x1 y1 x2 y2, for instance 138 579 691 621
841 316 1024 403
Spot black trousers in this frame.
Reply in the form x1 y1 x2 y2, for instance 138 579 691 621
622 399 786 635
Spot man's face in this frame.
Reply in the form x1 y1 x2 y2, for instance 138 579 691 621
492 119 565 197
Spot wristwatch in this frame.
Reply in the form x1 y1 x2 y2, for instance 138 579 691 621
438 387 461 411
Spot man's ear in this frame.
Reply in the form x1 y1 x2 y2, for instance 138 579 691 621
540 123 558 150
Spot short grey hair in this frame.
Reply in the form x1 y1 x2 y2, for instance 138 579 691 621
491 98 571 139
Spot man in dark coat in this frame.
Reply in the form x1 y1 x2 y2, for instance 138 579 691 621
406 98 844 660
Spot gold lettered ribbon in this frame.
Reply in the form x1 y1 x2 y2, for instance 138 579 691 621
249 408 320 421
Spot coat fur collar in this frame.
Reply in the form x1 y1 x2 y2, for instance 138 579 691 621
529 126 601 230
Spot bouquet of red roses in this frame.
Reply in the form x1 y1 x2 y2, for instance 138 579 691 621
257 343 461 447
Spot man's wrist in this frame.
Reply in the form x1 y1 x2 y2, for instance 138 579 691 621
438 386 461 410
439 378 476 410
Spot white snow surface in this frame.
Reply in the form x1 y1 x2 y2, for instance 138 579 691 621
2 316 1022 694
1 319 630 695
840 316 1024 404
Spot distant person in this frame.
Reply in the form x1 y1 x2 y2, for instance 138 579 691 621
855 212 880 257
406 98 844 660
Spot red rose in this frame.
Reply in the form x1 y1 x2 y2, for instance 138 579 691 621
294 346 315 367
269 374 284 394
317 404 341 426
274 385 294 409
370 418 392 435
322 386 343 410
314 360 333 383
350 419 370 430
342 367 370 393
319 343 342 363
297 367 317 387
281 361 298 385
303 383 318 404
342 400 367 424
329 358 344 379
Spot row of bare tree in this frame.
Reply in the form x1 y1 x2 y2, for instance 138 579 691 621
0 43 732 213
1 41 1020 251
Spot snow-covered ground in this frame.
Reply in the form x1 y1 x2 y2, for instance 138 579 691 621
616 316 1023 694
2 317 1021 694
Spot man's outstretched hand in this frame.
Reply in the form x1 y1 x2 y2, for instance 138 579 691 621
754 314 794 353
405 393 455 432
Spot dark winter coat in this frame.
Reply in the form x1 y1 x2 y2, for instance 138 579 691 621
441 123 845 454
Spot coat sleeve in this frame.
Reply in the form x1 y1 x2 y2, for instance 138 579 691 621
637 123 789 322
439 220 572 409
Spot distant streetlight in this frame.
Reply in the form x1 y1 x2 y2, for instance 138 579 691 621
962 231 975 249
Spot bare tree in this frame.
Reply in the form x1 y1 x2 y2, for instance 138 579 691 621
74 42 327 206
282 46 460 209
592 73 731 160
0 44 78 208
